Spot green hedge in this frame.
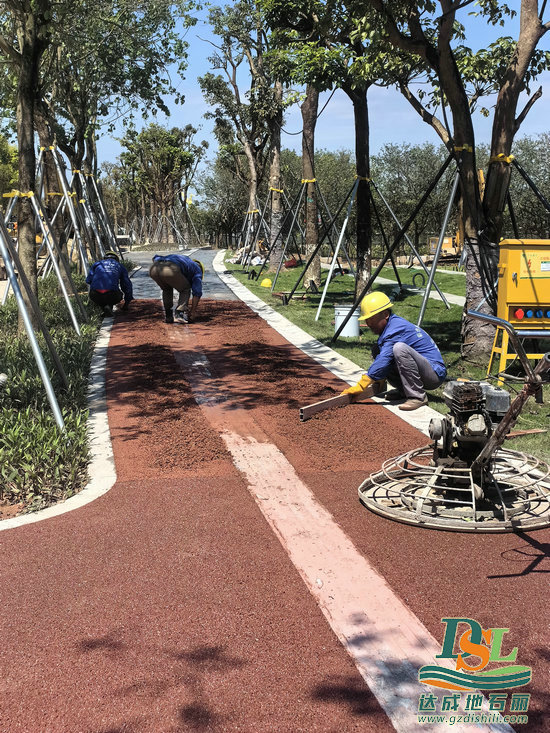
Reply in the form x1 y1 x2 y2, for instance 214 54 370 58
0 274 102 511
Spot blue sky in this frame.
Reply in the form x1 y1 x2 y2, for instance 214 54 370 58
96 4 550 174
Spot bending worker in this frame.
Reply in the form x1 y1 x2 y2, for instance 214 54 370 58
149 253 204 323
341 292 447 411
86 250 133 316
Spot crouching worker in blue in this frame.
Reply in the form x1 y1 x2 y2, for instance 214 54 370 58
149 254 204 324
86 250 133 316
341 292 447 411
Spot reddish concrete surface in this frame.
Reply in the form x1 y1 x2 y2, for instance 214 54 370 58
0 298 548 732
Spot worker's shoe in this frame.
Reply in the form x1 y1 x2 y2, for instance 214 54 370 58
175 310 188 323
384 388 405 401
398 396 429 411
164 309 174 324
103 305 113 317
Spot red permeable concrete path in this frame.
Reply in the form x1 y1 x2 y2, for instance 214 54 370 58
0 298 548 732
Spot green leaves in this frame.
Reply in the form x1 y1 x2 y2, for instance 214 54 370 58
0 406 89 506
0 271 99 508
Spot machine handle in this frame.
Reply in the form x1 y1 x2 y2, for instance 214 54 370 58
467 310 540 382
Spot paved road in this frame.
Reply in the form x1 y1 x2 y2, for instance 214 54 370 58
125 247 239 302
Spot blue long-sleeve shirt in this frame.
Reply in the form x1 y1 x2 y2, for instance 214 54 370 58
86 258 133 302
367 313 447 381
152 254 203 297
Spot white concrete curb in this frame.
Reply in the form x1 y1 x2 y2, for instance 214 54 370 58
0 319 117 531
213 251 440 437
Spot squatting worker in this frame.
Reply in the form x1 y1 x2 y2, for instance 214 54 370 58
86 250 133 317
341 291 447 411
149 254 204 324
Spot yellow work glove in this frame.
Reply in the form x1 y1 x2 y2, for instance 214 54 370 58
341 374 374 396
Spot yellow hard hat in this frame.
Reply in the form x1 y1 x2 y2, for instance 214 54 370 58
260 278 272 288
358 291 392 321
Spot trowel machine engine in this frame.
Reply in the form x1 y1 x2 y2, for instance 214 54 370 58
428 381 510 467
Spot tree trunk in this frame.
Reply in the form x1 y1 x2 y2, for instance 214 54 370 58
242 139 259 254
181 186 191 246
267 81 284 274
35 115 72 290
15 15 42 331
344 83 372 295
302 84 320 287
484 1 546 234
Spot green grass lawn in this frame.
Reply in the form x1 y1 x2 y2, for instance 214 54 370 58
380 266 466 297
225 254 550 461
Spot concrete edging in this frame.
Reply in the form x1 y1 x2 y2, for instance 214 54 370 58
0 318 117 531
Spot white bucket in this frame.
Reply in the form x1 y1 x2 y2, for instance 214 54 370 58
334 304 360 338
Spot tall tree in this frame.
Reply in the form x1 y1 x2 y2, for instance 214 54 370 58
261 0 383 291
301 83 321 286
196 152 249 248
37 0 196 172
118 124 195 244
176 125 208 246
199 0 285 255
0 0 52 320
358 0 550 355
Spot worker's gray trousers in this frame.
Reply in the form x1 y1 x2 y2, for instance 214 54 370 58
149 261 191 313
372 342 443 399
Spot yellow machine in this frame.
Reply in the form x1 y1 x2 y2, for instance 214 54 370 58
488 239 550 380
428 233 462 257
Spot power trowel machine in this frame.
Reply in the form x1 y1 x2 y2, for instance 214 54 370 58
358 312 550 532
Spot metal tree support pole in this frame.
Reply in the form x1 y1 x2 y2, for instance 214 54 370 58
312 190 345 279
50 148 89 272
270 184 308 291
49 189 66 226
331 152 454 343
29 193 81 334
240 211 255 267
315 181 352 275
315 177 360 320
256 193 272 241
88 174 121 255
506 191 520 239
280 189 305 264
286 179 362 303
254 184 305 284
0 224 65 430
35 180 88 321
0 217 69 390
187 210 201 246
235 211 248 250
370 188 404 292
417 170 460 327
76 171 105 258
70 171 99 261
370 180 451 307
244 204 264 271
3 191 17 224
1 190 20 304
511 157 550 214
243 199 270 271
